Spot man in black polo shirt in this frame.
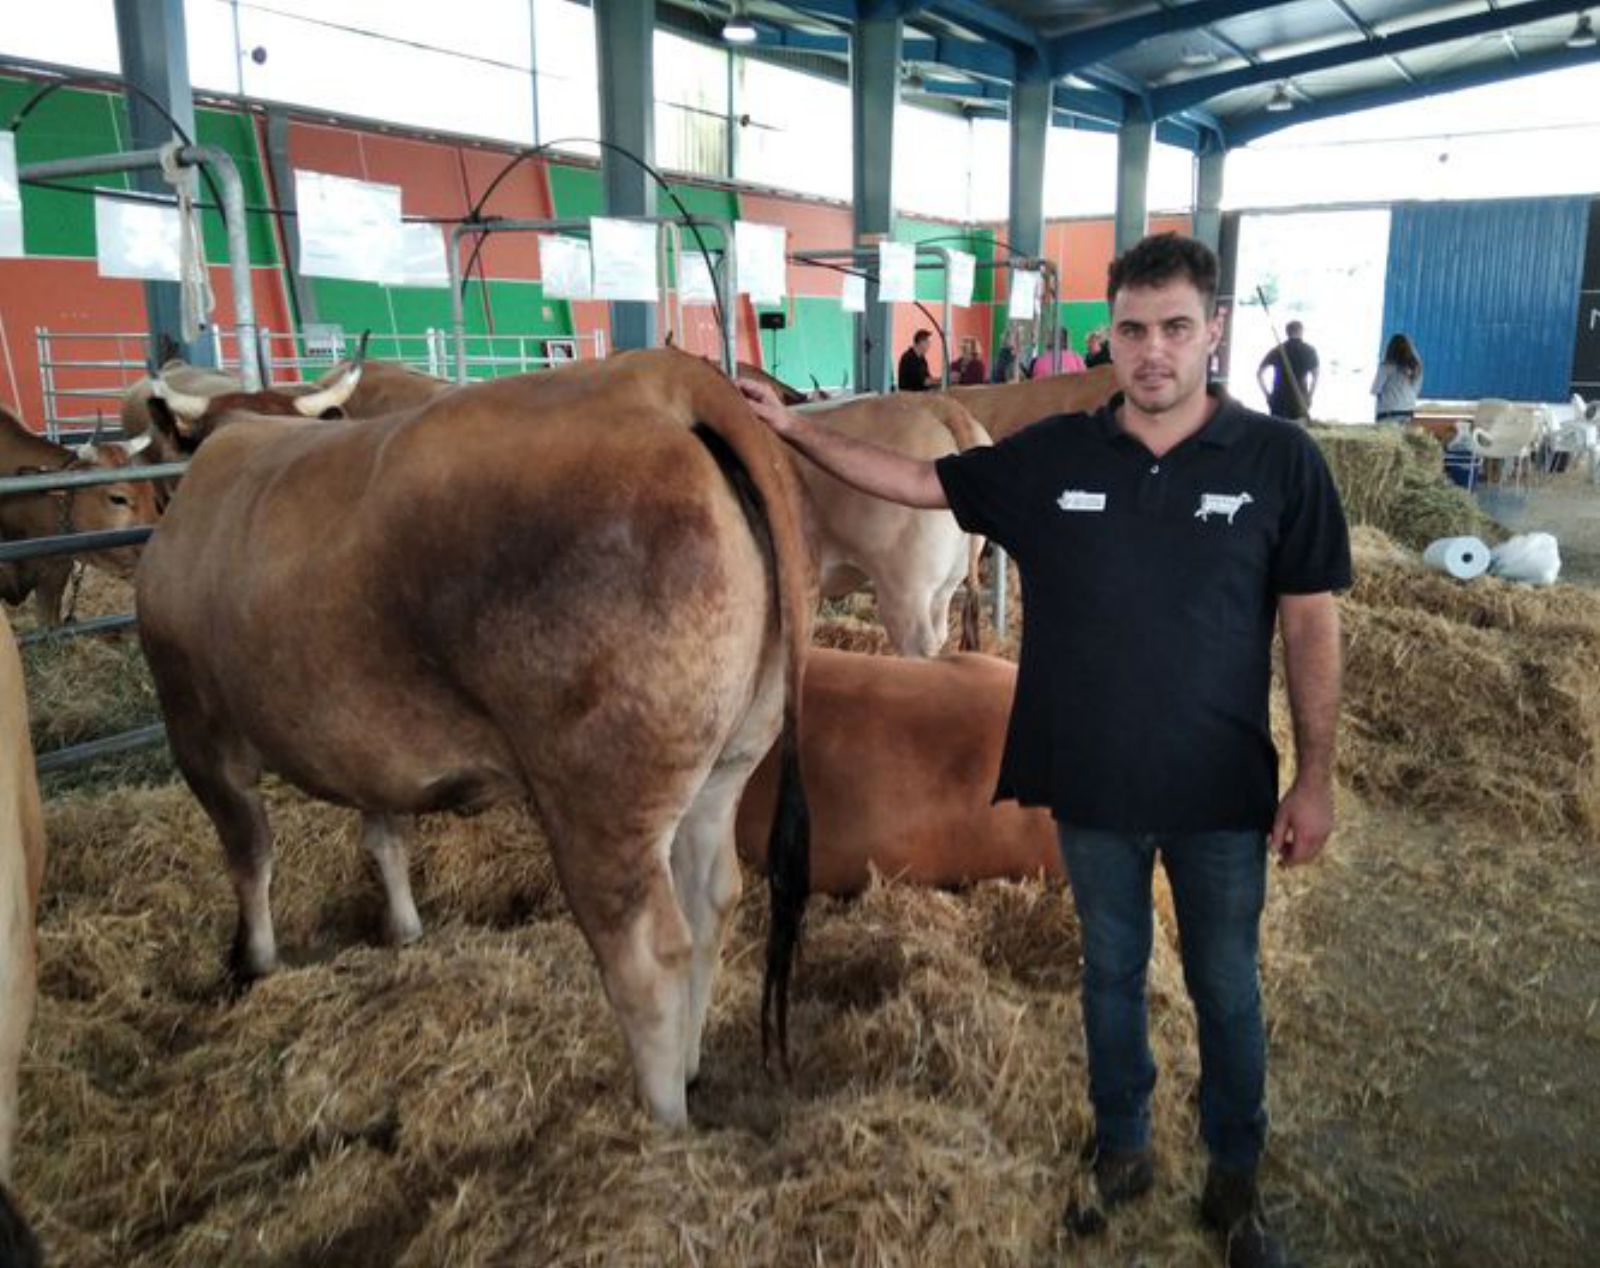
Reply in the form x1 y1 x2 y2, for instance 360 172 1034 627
739 232 1349 1268
897 329 936 391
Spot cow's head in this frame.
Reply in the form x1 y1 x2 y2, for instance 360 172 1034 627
146 341 368 453
19 436 164 579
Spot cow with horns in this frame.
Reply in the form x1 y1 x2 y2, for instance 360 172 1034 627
134 347 815 1124
0 404 162 627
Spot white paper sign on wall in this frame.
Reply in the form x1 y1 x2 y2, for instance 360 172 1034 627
1008 267 1041 321
947 249 975 308
387 222 450 288
841 272 866 313
295 170 405 284
590 217 659 302
735 220 787 305
539 235 593 300
0 133 21 259
678 251 718 305
95 194 183 281
878 241 915 302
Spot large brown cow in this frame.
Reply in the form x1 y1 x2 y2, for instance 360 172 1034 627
789 392 990 657
339 360 453 417
736 649 1060 893
945 362 1118 440
135 348 815 1124
0 609 45 1266
0 405 162 626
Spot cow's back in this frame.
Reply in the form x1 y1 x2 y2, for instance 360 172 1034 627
736 649 1060 893
0 607 44 1181
946 362 1118 440
137 355 795 815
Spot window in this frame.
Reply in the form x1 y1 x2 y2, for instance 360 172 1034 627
654 32 728 180
735 57 849 201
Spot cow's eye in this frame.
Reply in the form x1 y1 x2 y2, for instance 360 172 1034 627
108 493 131 508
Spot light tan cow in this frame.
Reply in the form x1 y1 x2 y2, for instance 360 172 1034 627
945 362 1119 440
0 405 162 626
790 392 990 657
135 348 815 1123
0 608 45 1265
737 648 1059 893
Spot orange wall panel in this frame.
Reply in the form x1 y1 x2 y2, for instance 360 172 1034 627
740 193 854 299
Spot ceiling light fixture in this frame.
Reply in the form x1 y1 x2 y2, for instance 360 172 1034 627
722 2 758 44
1266 83 1294 112
1568 13 1597 49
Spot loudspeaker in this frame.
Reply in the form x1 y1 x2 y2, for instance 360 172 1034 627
758 311 788 331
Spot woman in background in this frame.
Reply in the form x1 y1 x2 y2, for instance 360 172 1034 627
1371 333 1423 423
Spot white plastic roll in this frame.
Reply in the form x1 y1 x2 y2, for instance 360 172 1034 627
1422 535 1490 580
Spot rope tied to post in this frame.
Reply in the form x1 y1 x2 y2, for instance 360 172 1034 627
157 141 215 345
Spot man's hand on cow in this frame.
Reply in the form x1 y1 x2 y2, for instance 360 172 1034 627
1269 774 1333 867
737 379 800 438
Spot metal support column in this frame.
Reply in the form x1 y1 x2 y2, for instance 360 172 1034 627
595 0 657 351
1007 63 1050 260
1193 144 1226 253
113 0 215 368
851 5 901 394
264 108 319 329
1114 108 1153 255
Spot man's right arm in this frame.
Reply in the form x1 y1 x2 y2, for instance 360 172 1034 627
738 381 948 509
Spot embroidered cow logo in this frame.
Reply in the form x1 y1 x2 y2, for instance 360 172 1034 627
1195 491 1254 524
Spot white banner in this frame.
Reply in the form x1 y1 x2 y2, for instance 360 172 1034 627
678 250 717 304
841 272 866 313
387 221 449 288
878 241 915 303
540 235 593 300
735 220 787 305
0 133 21 259
1008 267 1041 321
94 193 182 281
590 217 659 302
947 249 975 308
295 170 405 284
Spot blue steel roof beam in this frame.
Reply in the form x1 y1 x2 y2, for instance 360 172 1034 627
927 35 1017 82
1151 0 1590 118
900 0 1040 50
1048 0 1303 77
919 75 1012 101
1054 80 1127 124
1229 37 1600 144
1487 0 1523 60
1152 0 1264 71
781 0 860 23
1328 0 1416 83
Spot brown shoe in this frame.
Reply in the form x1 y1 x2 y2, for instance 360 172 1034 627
1062 1146 1155 1238
1200 1167 1297 1268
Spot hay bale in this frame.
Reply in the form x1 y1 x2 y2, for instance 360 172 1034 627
1308 424 1501 551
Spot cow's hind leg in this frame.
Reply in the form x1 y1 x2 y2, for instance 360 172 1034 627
878 579 944 658
549 815 694 1127
360 813 423 947
671 762 752 1087
168 733 277 981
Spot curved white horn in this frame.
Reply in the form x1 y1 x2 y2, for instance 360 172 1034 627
151 375 213 420
293 363 363 417
123 433 153 456
73 442 99 462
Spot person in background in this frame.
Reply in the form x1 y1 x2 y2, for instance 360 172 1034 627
1370 333 1423 423
1256 321 1319 421
897 329 937 392
952 337 988 385
992 329 1023 384
1085 331 1113 368
1030 327 1088 379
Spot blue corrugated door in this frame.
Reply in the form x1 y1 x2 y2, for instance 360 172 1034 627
1382 197 1587 401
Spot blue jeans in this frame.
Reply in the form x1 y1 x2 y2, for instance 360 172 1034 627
1056 825 1269 1174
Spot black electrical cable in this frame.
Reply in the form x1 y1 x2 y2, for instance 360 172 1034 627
458 137 729 350
9 74 228 213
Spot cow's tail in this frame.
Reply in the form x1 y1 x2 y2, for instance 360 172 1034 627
930 398 992 653
680 355 814 1078
0 1182 42 1268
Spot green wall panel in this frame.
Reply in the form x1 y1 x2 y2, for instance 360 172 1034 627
546 164 604 219
1054 301 1109 354
760 295 853 393
192 108 280 267
892 217 991 304
0 76 127 258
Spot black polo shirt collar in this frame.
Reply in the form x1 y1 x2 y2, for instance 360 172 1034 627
1095 386 1249 450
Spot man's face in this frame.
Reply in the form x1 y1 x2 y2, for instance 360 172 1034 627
915 336 931 354
1108 278 1222 418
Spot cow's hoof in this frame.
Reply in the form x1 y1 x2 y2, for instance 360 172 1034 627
388 917 424 948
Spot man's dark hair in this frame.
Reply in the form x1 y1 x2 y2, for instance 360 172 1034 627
1106 233 1220 314
1286 320 1304 338
913 328 932 344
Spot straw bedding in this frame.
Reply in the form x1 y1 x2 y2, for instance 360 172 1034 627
8 463 1600 1265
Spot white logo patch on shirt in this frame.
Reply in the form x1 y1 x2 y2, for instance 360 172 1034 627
1057 489 1108 513
1195 491 1254 524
